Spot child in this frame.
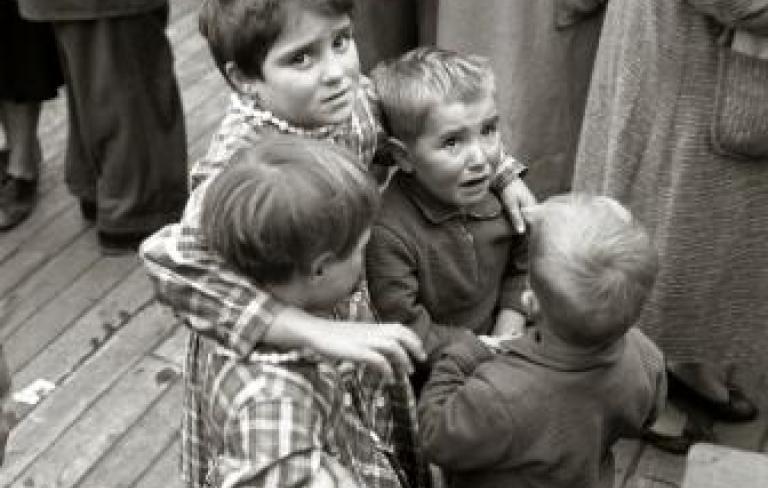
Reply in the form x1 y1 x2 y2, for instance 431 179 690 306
365 47 529 389
140 0 532 389
187 136 426 487
418 194 666 488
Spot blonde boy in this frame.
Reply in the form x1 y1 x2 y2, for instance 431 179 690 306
418 194 666 488
366 47 529 391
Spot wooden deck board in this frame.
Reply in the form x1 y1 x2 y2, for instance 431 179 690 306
133 433 185 488
10 268 155 424
0 230 101 341
4 254 137 374
0 305 177 486
15 356 179 488
2 1 767 486
73 375 183 488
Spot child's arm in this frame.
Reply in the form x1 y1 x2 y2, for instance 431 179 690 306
418 336 517 471
493 234 529 337
366 225 480 361
490 153 537 234
140 187 424 381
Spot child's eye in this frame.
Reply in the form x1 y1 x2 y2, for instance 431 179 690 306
333 31 351 51
289 52 312 68
482 122 498 136
441 137 458 149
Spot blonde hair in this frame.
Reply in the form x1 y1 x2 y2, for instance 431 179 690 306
527 194 658 347
370 46 495 142
201 135 378 284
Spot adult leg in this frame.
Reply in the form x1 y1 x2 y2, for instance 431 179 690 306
53 6 188 251
0 101 41 229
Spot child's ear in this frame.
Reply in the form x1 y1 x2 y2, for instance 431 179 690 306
386 137 414 173
308 251 335 281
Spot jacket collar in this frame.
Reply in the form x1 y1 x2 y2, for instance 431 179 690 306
498 327 627 372
397 173 502 224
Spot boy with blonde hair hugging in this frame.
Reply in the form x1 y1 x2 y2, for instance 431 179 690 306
418 194 666 488
140 0 533 395
366 47 529 391
189 136 425 488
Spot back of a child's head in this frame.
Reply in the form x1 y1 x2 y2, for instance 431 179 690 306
201 135 378 285
199 0 354 81
370 46 495 142
526 194 658 347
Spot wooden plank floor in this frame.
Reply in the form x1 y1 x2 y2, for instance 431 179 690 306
0 1 766 486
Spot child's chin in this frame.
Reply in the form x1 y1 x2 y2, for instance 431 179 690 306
457 186 490 205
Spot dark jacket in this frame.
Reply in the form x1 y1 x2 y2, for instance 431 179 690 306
20 0 167 21
419 328 666 488
366 173 527 361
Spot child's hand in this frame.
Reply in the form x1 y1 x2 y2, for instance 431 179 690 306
266 308 426 383
492 309 527 339
302 321 426 383
499 178 537 234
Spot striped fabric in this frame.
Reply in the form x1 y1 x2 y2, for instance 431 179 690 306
182 297 427 488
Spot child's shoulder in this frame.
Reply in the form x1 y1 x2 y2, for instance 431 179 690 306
623 328 665 374
210 350 337 408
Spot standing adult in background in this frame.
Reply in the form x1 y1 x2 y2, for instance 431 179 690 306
0 0 63 230
573 0 768 425
353 0 436 73
354 0 604 200
19 0 189 254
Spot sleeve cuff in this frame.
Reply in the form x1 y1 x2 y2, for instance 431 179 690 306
440 334 495 375
490 155 527 193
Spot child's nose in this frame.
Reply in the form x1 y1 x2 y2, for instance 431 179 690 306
466 142 488 170
322 57 344 84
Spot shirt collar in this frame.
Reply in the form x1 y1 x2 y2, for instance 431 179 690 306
498 327 627 372
231 92 338 139
397 173 502 224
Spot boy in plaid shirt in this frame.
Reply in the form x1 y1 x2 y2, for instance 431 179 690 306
188 136 425 487
139 0 534 382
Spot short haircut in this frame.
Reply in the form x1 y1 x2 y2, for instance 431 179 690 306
201 135 379 285
199 0 355 81
527 194 658 347
370 46 496 142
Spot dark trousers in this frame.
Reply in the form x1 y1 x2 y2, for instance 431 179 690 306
53 6 188 234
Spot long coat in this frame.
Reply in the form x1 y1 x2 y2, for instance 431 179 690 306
20 0 166 21
573 0 768 371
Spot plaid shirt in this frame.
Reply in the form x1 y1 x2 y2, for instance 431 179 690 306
182 295 428 488
139 77 383 358
139 75 525 360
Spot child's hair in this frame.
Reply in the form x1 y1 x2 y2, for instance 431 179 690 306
199 0 355 82
201 135 379 285
526 194 658 347
370 46 495 142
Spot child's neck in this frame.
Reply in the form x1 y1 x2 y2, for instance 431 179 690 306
535 318 615 355
265 281 334 317
237 92 346 135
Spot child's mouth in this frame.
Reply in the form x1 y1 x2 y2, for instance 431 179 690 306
324 89 349 104
459 175 488 188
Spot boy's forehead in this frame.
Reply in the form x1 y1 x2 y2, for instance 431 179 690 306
423 92 497 134
275 3 351 46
